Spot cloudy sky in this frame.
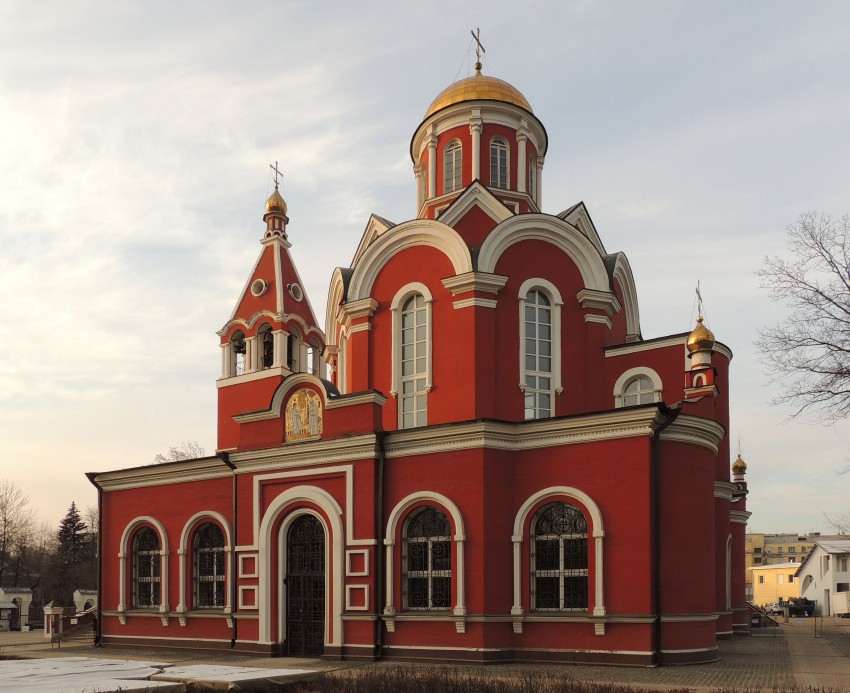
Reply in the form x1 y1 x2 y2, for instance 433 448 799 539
2 1 849 534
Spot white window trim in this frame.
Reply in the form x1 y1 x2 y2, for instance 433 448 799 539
612 367 663 408
511 487 605 629
118 517 170 624
175 512 234 620
518 278 563 400
443 139 462 193
490 136 510 189
390 283 433 426
384 491 466 631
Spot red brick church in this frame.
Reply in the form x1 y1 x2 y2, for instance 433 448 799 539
89 59 751 665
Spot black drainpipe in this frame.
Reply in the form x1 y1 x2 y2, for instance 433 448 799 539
374 431 387 661
220 452 238 649
85 472 103 648
650 405 678 666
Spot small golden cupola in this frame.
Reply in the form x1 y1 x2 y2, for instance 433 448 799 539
731 454 747 482
264 163 289 239
684 315 718 398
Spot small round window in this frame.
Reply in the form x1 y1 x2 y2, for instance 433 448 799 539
288 283 304 302
251 278 268 297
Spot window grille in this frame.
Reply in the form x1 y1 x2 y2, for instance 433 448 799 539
133 527 161 609
193 523 225 609
531 503 588 611
403 507 451 610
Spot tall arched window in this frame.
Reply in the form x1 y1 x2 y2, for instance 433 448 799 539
528 155 536 201
443 140 462 193
490 137 509 189
133 527 161 609
258 323 274 370
523 289 553 419
404 507 451 611
400 294 428 428
532 502 588 611
193 523 225 609
622 375 655 406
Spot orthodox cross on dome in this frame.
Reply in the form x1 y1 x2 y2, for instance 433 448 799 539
695 280 705 319
471 28 486 73
270 160 283 189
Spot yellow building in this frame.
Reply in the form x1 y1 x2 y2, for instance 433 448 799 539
749 562 802 607
744 533 837 600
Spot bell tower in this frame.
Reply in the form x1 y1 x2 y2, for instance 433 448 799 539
215 167 326 452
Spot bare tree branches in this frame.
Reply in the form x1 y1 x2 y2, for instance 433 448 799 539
153 440 206 464
0 479 35 584
757 212 850 424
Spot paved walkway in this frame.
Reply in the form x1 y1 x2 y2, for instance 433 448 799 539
0 621 848 691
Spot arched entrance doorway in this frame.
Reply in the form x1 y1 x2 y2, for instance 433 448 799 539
285 514 325 656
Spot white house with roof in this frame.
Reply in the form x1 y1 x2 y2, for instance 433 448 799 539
794 540 850 616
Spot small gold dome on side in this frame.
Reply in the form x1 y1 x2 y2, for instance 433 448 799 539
265 187 287 215
686 316 715 354
424 70 533 119
732 454 747 474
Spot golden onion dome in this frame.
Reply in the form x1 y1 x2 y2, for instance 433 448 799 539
265 186 287 215
424 64 532 119
732 454 747 474
686 316 716 354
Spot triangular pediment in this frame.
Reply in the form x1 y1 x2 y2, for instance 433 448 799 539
558 201 606 256
352 214 396 266
437 181 514 228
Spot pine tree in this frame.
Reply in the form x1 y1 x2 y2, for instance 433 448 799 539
56 501 88 567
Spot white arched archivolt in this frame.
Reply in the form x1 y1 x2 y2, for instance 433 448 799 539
175 512 233 617
117 516 170 619
511 487 605 620
257 486 344 648
518 277 563 399
610 253 641 339
347 219 473 302
384 491 467 623
612 366 663 408
478 215 610 293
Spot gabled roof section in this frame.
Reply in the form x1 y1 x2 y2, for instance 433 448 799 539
437 180 514 229
351 214 396 267
558 202 606 256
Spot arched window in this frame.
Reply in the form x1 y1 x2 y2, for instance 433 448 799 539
258 323 274 370
400 293 428 428
193 523 225 609
230 331 246 376
443 140 462 193
622 375 655 406
531 502 588 611
523 289 553 419
133 527 161 609
403 507 451 611
613 368 662 408
490 137 509 189
287 331 299 372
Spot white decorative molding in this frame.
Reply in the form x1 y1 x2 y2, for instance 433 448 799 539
346 549 370 577
658 415 726 454
238 587 258 610
93 457 231 492
230 434 378 474
340 297 379 322
441 271 509 296
239 553 259 578
730 510 752 525
345 585 369 611
453 297 498 310
576 288 621 316
435 182 514 228
117 517 170 619
176 512 233 616
383 491 466 633
714 481 736 500
326 392 388 410
584 314 612 329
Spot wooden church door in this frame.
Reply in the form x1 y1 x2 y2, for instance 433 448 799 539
285 514 326 656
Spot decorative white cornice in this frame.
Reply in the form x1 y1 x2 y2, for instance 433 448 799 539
93 458 232 492
326 391 388 410
714 481 736 501
605 335 688 358
341 298 379 322
658 415 726 454
576 288 621 316
453 297 498 310
584 314 612 329
230 434 379 473
348 322 371 334
730 510 752 525
217 366 286 389
441 271 509 296
384 409 667 460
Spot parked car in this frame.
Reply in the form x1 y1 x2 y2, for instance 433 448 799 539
765 602 783 615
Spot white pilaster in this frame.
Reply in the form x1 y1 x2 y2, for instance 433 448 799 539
427 135 437 199
469 115 482 181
